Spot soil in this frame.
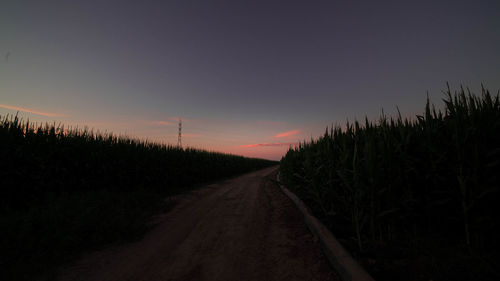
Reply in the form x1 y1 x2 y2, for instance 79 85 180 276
59 166 339 281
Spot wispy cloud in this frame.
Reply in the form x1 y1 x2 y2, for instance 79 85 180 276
0 103 65 117
240 142 297 148
273 129 301 138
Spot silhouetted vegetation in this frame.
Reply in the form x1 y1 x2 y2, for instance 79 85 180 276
280 85 500 281
0 116 276 281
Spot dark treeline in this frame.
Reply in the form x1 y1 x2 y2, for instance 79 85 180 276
0 116 276 281
280 85 500 281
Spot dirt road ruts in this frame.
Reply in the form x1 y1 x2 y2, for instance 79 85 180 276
60 166 339 281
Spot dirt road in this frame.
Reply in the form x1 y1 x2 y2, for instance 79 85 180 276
60 166 338 281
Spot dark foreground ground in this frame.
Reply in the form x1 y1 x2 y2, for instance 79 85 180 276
59 167 338 281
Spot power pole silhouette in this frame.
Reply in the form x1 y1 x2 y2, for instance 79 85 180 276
177 118 182 148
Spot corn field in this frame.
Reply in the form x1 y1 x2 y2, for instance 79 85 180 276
280 85 500 280
0 115 275 281
0 115 275 211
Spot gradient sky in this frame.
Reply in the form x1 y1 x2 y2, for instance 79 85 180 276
1 0 499 160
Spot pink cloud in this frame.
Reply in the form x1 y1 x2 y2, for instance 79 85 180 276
240 142 297 148
0 103 65 117
273 129 301 138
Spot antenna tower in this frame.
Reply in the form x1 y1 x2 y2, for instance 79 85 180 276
177 118 182 148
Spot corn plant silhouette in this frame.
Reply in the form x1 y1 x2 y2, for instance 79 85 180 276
280 84 500 280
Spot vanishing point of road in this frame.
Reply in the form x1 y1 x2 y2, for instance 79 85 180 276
60 166 339 281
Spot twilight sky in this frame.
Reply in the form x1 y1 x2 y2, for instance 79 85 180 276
1 0 499 160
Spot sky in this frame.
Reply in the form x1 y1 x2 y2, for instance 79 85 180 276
1 0 499 160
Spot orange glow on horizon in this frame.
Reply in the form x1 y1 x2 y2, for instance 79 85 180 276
152 120 175 126
182 133 202 138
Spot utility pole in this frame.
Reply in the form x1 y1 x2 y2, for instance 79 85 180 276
177 118 182 148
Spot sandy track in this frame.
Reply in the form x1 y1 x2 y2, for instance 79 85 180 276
60 166 338 281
